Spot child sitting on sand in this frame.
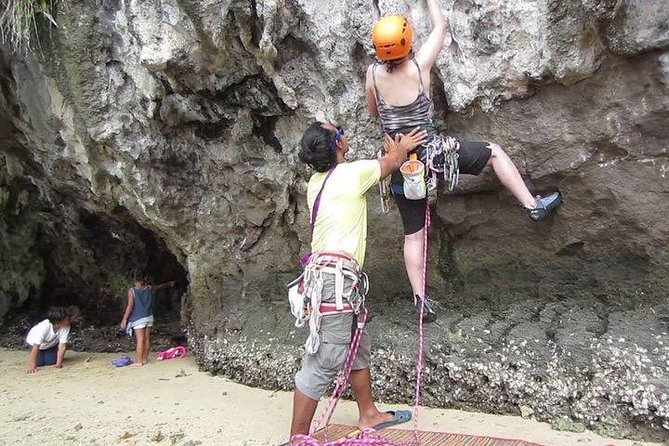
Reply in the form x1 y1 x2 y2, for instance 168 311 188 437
26 306 79 374
120 270 175 367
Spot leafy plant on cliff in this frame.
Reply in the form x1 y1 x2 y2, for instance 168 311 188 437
0 0 57 53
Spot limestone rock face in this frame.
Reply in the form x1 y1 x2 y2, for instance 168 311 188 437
0 0 668 440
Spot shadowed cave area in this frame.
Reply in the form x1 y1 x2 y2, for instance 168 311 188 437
0 181 189 351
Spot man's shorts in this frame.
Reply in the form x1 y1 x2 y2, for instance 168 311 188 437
393 140 493 235
294 275 371 401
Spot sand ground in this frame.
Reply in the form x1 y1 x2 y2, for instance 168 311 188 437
0 349 660 446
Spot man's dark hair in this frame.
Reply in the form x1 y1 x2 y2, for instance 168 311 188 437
298 121 338 172
46 307 71 324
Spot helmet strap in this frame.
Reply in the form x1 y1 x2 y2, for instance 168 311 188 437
381 52 412 73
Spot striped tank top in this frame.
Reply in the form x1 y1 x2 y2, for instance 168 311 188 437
372 59 439 139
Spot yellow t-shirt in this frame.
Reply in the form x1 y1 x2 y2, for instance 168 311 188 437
307 160 381 267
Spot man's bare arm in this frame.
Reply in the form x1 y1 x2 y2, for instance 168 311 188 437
378 128 428 179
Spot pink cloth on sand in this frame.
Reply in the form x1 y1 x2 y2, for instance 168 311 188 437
156 345 188 361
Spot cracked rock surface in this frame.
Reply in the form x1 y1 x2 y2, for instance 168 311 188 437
0 0 668 440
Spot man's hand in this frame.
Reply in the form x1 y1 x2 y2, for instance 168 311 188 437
396 127 429 152
383 128 428 156
382 134 393 155
378 128 428 179
120 319 127 330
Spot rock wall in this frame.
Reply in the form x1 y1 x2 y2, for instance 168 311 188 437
0 0 667 440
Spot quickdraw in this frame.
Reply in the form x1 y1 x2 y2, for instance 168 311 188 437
423 134 459 192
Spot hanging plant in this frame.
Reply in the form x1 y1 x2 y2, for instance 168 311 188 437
0 0 58 53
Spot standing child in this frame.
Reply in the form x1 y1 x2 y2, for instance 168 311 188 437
120 271 175 367
365 1 562 322
26 306 79 374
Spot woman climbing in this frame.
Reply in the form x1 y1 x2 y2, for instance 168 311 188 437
364 0 562 323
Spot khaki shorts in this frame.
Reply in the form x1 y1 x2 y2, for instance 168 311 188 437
294 275 371 401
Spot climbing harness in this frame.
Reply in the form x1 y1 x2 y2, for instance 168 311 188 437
289 252 369 355
289 207 432 446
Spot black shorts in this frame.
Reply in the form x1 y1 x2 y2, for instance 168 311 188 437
392 140 492 235
457 140 493 176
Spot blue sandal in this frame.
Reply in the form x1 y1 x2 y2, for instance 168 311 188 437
372 410 412 430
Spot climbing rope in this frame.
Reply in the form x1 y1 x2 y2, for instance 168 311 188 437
290 207 432 446
312 308 369 435
291 430 398 446
410 204 430 444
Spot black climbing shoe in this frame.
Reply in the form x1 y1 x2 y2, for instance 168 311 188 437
526 191 562 221
415 295 438 323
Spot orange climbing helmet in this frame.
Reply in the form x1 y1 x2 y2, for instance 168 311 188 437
372 15 414 61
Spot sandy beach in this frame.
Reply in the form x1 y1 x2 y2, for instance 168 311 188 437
0 348 660 446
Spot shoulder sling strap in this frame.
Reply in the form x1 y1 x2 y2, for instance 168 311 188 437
309 166 336 237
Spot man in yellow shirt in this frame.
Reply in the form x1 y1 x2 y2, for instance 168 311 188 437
288 121 426 443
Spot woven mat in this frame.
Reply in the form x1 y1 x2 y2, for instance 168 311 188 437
314 424 545 446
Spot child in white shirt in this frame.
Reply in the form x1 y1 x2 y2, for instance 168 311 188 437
25 306 79 374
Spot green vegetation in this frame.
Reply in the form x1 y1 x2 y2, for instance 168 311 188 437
0 0 58 53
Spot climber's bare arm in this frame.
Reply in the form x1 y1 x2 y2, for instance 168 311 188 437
415 0 449 70
365 65 379 117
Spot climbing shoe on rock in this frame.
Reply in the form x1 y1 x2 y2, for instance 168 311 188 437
415 295 438 323
525 191 562 221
